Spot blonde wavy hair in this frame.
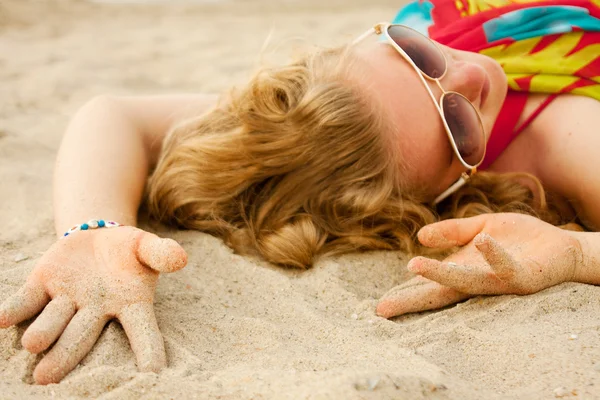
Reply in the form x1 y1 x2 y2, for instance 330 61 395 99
146 45 568 268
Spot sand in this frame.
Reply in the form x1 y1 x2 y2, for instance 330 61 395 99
1 0 600 398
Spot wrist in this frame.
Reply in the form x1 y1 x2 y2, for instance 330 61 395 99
55 213 136 238
61 219 122 239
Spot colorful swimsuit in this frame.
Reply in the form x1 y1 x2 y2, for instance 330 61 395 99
392 0 600 169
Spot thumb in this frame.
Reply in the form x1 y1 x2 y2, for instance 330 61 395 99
135 232 188 273
417 215 488 249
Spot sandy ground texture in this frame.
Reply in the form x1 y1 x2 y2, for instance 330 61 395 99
2 0 600 399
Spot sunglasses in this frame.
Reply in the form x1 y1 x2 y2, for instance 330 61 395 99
353 23 487 204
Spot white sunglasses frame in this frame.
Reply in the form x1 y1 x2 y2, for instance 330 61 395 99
353 22 487 204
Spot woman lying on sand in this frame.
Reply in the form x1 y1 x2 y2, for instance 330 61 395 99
1 0 599 386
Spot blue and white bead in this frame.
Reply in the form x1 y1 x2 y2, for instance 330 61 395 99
62 219 121 238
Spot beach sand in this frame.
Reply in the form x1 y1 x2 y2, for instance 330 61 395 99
1 0 600 398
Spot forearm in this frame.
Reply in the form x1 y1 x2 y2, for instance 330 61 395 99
570 231 600 285
53 96 150 236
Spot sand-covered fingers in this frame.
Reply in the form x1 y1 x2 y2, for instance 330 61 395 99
376 276 469 318
0 280 49 328
33 307 110 385
135 232 187 273
21 295 76 354
118 302 166 373
407 256 511 294
418 215 488 249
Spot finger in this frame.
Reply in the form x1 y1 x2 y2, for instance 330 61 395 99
118 302 166 373
407 256 507 294
21 295 76 354
474 233 519 281
33 308 109 385
135 232 188 273
417 215 488 249
0 280 49 328
559 222 584 232
376 276 469 318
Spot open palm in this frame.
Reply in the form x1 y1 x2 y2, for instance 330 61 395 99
377 213 582 318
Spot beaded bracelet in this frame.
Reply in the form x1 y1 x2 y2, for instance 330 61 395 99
62 219 121 238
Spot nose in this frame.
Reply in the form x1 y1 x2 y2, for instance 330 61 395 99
440 60 488 107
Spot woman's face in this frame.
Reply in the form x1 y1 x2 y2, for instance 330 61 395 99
352 38 508 200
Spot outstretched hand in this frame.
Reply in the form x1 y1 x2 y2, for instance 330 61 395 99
0 227 187 384
377 213 582 318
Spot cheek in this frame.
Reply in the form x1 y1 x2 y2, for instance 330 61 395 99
402 128 452 186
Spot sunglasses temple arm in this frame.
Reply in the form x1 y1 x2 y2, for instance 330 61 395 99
432 172 470 205
352 27 376 45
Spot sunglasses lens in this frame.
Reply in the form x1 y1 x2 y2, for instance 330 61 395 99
442 93 485 166
387 25 446 79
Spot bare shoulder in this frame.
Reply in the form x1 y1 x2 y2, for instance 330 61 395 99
488 94 600 227
538 94 600 132
531 93 600 177
488 94 600 177
532 94 600 228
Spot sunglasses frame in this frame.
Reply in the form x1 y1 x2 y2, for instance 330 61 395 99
353 22 487 204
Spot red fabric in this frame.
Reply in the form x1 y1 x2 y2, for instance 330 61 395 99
427 0 600 47
479 92 527 170
479 92 558 169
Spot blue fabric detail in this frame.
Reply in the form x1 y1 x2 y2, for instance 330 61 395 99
483 6 600 42
392 0 434 36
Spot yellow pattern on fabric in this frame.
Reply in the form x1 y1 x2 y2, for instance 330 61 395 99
503 73 533 90
533 32 600 73
572 84 600 97
480 31 600 100
530 75 579 92
479 36 542 62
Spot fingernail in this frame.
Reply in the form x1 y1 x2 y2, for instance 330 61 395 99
419 227 458 247
376 301 398 319
474 232 491 247
418 227 439 243
407 256 427 273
